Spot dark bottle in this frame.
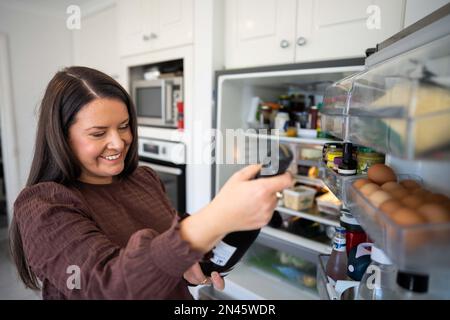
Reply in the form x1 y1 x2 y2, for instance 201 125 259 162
200 144 293 276
338 142 357 176
268 211 283 228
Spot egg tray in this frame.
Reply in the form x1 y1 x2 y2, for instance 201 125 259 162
320 165 366 204
346 175 450 273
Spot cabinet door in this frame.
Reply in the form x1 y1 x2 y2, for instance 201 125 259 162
225 0 297 69
117 0 153 57
151 0 194 50
73 6 121 80
295 0 405 62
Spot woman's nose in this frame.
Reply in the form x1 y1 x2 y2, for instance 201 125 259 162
107 130 125 150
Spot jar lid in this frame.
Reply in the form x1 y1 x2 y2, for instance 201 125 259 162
397 271 429 293
371 246 392 265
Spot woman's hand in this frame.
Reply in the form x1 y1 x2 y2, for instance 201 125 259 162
208 164 294 233
183 263 225 290
180 164 294 253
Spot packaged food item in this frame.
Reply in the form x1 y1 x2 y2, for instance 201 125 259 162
338 142 357 176
327 150 343 171
356 147 385 174
322 142 343 164
283 186 317 211
274 110 290 136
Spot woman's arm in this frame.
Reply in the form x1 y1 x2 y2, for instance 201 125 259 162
14 182 203 299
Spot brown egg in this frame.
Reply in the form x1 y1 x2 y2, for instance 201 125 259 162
391 208 426 226
402 195 425 209
360 183 380 197
353 178 371 189
400 179 421 190
411 188 432 199
369 190 393 208
381 181 403 192
390 188 409 200
417 204 450 223
379 199 403 216
368 164 397 185
426 193 450 204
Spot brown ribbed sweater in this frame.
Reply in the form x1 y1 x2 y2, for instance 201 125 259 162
13 166 204 299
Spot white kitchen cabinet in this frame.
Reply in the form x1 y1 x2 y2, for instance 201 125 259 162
295 0 404 62
225 0 298 68
117 0 193 57
225 0 405 68
73 4 120 80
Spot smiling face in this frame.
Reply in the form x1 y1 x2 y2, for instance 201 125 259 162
68 98 133 184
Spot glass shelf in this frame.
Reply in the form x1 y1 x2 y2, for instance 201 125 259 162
276 205 340 228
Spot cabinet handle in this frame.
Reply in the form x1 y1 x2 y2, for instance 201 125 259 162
142 33 158 41
280 39 290 49
297 37 307 46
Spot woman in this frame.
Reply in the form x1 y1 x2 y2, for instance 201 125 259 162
10 66 293 299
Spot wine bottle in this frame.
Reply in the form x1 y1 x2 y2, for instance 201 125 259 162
200 144 294 276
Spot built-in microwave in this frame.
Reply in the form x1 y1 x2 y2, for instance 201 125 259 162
131 77 183 128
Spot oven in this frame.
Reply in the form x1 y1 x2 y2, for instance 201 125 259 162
138 137 186 213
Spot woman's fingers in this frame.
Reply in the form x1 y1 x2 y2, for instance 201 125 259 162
210 272 225 291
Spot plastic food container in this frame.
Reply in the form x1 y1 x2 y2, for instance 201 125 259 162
346 175 450 272
283 186 317 211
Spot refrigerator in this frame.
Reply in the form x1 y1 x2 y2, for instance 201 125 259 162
207 5 450 300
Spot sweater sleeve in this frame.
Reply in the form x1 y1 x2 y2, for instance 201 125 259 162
14 182 204 299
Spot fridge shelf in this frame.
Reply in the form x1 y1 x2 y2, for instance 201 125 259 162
259 226 332 256
322 34 450 160
320 165 366 204
276 206 340 228
244 132 337 146
224 260 319 300
346 175 450 272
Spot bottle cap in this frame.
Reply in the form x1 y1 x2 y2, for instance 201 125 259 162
396 271 429 293
371 246 392 265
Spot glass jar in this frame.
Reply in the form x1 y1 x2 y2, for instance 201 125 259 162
357 147 385 174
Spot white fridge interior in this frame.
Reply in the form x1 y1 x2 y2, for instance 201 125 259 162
213 62 366 300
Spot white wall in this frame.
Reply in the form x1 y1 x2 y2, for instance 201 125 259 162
189 0 225 212
0 4 73 212
404 0 450 27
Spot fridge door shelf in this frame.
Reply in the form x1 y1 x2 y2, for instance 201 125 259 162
346 175 450 273
322 33 450 160
320 164 366 204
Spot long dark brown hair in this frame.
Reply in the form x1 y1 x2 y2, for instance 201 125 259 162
9 66 139 290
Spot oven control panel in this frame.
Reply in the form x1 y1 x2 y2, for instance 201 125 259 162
138 138 186 165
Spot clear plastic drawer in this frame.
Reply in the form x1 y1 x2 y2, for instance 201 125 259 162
346 175 450 272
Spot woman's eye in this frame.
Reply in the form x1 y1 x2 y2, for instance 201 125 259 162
119 124 129 130
91 132 105 138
